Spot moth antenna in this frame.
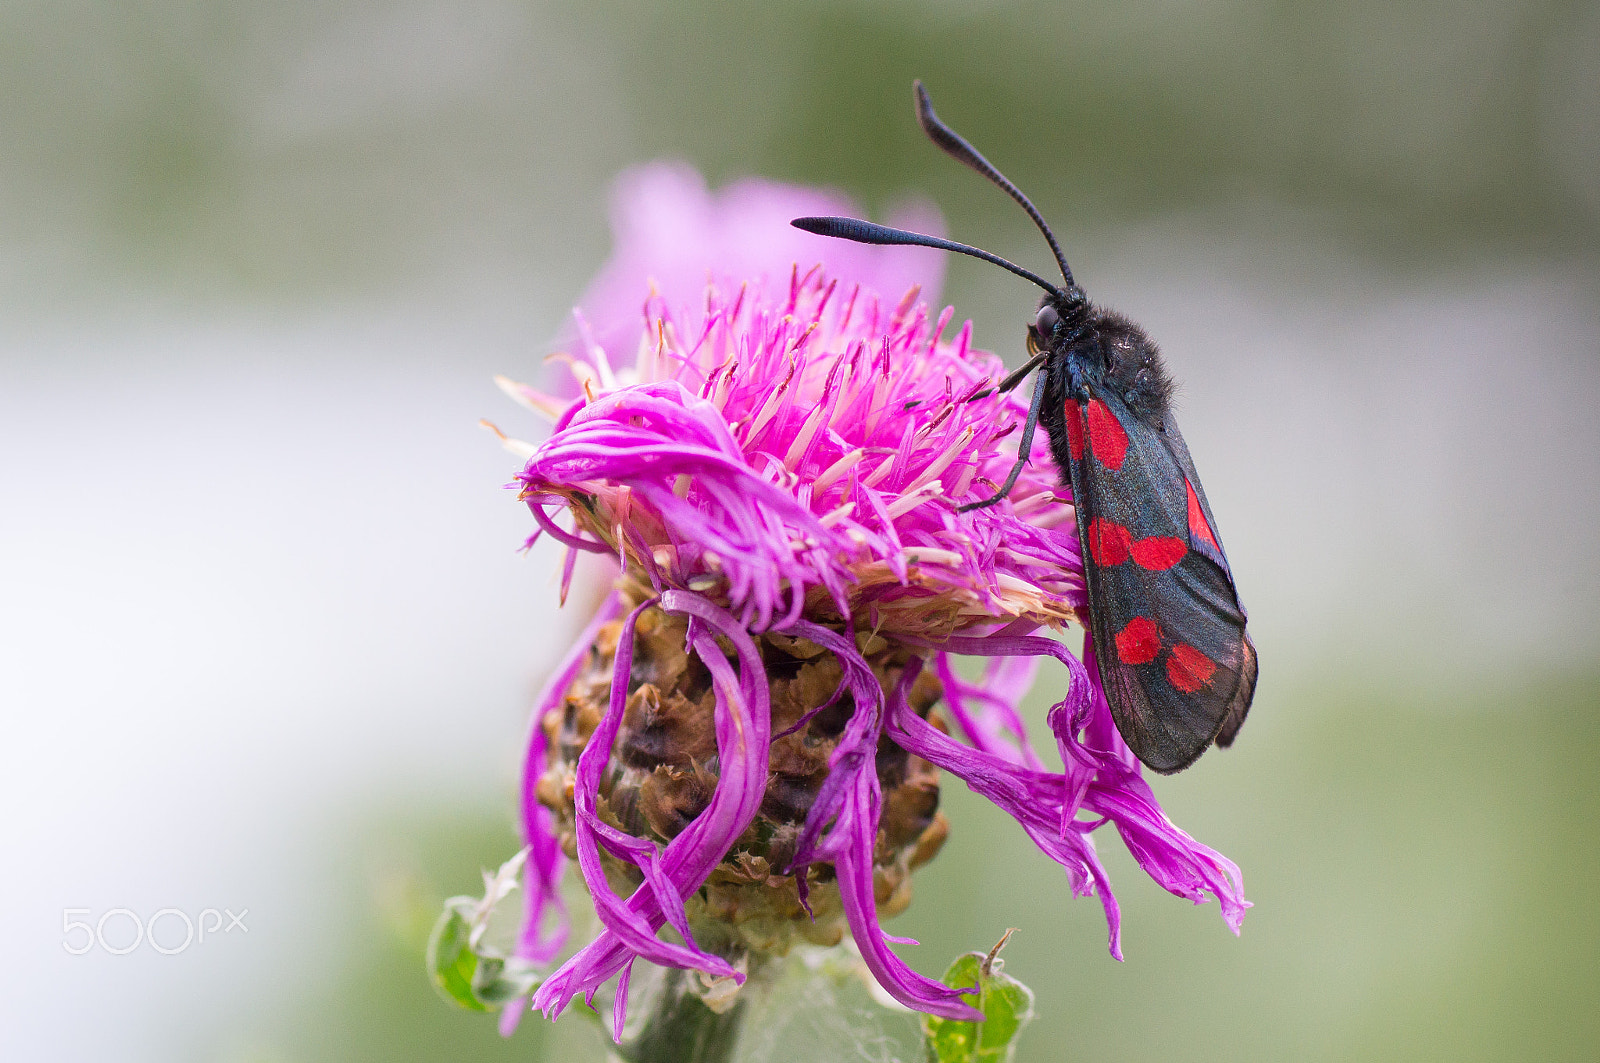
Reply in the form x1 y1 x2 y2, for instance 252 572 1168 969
790 216 1061 297
913 80 1075 290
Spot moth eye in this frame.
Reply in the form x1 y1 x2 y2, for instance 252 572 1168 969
1033 304 1061 336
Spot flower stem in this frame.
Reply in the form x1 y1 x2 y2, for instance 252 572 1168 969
614 966 749 1063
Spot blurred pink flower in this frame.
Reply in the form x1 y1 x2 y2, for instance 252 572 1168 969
564 161 946 371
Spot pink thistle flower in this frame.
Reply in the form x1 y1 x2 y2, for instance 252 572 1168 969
491 262 1248 1039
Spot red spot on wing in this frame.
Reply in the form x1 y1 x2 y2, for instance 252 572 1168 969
1086 518 1132 566
1131 536 1187 571
1086 399 1129 470
1166 644 1218 693
1187 479 1220 551
1115 617 1161 665
1064 401 1085 460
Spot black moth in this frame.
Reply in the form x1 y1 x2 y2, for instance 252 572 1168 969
793 81 1256 773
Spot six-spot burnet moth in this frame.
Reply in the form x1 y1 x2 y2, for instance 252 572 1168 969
793 81 1257 774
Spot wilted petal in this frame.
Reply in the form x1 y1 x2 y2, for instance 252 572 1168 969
1077 637 1250 931
532 590 772 1033
934 651 1045 770
886 650 1124 959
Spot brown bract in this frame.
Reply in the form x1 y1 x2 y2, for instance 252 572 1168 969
537 583 951 958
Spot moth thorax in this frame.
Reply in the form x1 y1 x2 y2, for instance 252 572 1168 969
1090 307 1174 417
536 584 951 961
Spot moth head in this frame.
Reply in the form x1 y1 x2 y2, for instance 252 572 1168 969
1030 286 1091 351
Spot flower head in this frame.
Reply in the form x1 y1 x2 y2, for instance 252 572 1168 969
487 168 1247 1041
519 269 1081 635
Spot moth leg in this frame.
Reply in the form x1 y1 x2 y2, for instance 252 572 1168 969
958 368 1049 511
967 350 1047 401
1066 359 1089 401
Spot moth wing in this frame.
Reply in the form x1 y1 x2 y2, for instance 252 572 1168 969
1154 409 1257 749
1069 393 1256 773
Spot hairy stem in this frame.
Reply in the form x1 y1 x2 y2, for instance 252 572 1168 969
615 966 751 1063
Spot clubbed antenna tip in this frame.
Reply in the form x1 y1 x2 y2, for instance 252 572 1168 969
912 79 1075 289
790 216 1061 297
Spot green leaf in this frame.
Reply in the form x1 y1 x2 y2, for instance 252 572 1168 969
427 898 489 1012
472 955 542 1006
921 939 1036 1063
425 846 544 1013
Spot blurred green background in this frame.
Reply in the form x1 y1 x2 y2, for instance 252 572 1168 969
5 1 1598 1060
